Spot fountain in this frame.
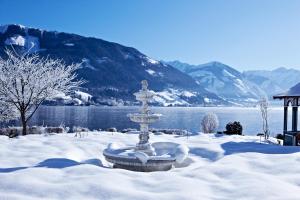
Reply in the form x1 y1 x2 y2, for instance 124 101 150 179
127 80 160 155
103 80 188 172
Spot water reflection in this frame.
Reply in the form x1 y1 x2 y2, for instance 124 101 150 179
25 106 287 136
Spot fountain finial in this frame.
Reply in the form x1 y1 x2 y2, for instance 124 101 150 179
141 80 148 90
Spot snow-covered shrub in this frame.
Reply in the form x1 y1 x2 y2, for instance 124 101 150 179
59 123 70 133
0 126 65 137
74 126 89 138
225 121 243 135
0 127 20 137
73 126 89 132
201 113 219 133
121 128 138 133
29 126 45 135
152 129 190 135
44 127 64 134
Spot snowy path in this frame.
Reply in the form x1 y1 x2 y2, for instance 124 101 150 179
0 132 300 200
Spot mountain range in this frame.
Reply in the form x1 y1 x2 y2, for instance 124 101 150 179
166 60 300 104
243 67 300 95
1 24 300 106
0 24 223 106
166 61 264 105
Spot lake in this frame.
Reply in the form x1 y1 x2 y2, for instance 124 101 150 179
26 106 291 136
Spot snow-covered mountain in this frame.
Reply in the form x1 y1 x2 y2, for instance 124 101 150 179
244 67 300 96
0 24 225 106
167 61 265 104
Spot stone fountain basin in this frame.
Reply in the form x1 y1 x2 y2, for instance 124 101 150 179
103 142 189 172
127 113 161 123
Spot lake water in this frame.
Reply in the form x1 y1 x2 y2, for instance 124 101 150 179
26 106 292 136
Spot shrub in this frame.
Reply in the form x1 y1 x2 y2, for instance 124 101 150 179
225 121 243 135
107 127 117 132
44 127 64 134
201 113 219 133
276 133 284 140
73 126 89 133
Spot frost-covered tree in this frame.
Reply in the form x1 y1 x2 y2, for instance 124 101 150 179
201 112 219 133
0 99 18 122
0 50 82 135
258 97 269 139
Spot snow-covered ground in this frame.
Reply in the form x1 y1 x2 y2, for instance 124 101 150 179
0 132 300 200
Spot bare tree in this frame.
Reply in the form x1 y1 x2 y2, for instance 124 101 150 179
201 112 219 133
0 50 82 135
259 97 269 139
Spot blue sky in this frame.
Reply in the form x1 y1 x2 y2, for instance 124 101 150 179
1 0 300 70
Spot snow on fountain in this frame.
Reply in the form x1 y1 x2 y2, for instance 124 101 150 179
103 80 189 172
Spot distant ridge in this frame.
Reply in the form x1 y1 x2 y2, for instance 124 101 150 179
167 60 300 101
166 60 265 104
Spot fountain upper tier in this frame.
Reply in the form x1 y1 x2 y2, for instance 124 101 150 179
129 80 160 124
134 90 156 102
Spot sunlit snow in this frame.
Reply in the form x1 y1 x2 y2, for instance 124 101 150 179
0 132 299 200
74 91 92 102
182 91 196 98
4 35 40 53
64 43 74 46
5 35 26 46
144 56 159 64
146 69 156 75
